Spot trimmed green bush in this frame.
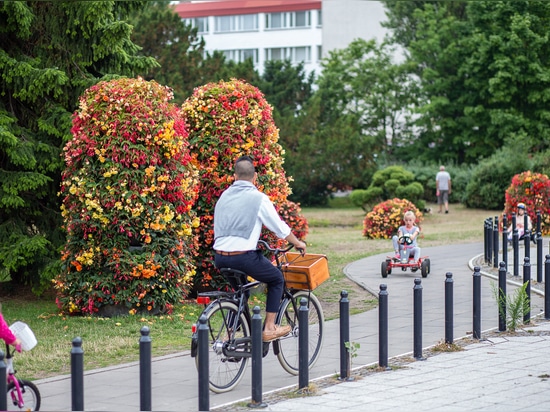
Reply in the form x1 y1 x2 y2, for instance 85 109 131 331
464 148 533 210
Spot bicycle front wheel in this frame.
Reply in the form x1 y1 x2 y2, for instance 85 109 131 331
195 301 251 393
7 379 41 411
275 290 324 375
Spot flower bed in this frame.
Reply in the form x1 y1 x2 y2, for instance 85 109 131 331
181 79 307 290
55 77 199 315
503 171 550 235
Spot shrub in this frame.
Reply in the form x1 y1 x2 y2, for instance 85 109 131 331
464 148 533 210
363 198 423 239
55 77 199 315
352 165 424 212
349 187 383 211
503 171 550 235
181 79 307 291
406 161 473 205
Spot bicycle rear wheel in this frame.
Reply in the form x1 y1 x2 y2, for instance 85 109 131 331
195 301 251 393
7 379 41 411
275 290 324 375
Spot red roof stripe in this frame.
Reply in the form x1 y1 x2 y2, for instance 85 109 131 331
173 0 321 18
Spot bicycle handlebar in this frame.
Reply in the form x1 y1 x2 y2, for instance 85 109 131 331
256 239 295 255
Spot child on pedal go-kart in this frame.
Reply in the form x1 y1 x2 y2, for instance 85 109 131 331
392 210 421 266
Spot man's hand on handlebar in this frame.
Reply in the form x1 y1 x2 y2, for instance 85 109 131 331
294 240 307 255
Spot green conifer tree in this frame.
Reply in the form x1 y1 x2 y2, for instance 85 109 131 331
0 1 157 291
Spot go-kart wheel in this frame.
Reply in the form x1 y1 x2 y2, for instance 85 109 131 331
425 258 431 274
421 260 429 278
381 261 389 278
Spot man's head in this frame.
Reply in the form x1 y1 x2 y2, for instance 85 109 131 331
234 156 256 181
440 165 445 171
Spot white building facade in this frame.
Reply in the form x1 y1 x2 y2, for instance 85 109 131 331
173 0 390 76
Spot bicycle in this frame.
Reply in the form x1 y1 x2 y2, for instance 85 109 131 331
5 342 41 411
190 240 328 393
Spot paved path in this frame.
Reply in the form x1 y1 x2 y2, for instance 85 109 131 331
34 241 547 411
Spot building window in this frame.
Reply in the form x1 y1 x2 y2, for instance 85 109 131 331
265 47 311 64
317 45 323 61
223 49 259 65
265 11 311 29
215 14 258 33
183 17 209 34
317 10 322 27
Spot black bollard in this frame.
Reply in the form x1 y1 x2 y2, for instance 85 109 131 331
248 306 266 408
378 284 389 369
0 351 6 412
524 229 531 259
523 257 531 323
493 216 499 268
445 273 454 344
413 278 424 360
197 314 209 412
339 290 350 381
483 219 489 263
498 261 507 332
513 226 519 277
298 298 309 389
524 213 530 251
71 337 84 411
139 326 152 411
489 218 494 263
537 232 543 282
472 267 481 339
545 255 550 320
502 216 508 271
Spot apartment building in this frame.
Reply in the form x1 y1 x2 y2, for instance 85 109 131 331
173 0 389 76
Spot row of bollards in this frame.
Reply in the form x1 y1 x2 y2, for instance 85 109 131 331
338 267 512 376
341 257 550 377
484 212 544 279
196 299 311 411
70 326 152 411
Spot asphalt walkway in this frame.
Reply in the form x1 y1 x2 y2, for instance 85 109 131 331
34 240 548 411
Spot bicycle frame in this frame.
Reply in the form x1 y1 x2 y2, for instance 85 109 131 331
5 344 25 409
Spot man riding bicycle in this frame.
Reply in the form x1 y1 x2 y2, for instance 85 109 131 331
213 155 306 342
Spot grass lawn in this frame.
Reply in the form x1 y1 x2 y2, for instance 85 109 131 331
1 199 493 380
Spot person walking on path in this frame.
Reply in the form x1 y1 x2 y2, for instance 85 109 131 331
436 165 452 214
213 155 307 342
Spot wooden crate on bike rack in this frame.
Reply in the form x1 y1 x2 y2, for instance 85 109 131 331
282 253 329 290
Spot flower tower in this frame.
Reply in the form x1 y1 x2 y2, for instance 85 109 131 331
503 171 550 235
55 77 199 315
363 198 423 239
181 78 307 290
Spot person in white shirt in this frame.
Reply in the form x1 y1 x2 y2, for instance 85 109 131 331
436 165 452 214
213 156 306 342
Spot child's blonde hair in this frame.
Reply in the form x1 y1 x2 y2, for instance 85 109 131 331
404 210 416 220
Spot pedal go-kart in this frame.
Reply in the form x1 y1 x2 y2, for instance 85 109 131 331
381 235 430 278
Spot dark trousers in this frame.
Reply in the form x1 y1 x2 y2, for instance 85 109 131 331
214 250 284 313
